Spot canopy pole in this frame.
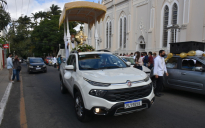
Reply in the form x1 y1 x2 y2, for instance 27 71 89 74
64 19 69 61
94 14 99 50
64 20 67 42
66 15 71 57
88 20 91 45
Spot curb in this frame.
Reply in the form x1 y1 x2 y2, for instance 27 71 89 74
0 82 13 125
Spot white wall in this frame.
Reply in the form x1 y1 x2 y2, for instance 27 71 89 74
0 47 3 70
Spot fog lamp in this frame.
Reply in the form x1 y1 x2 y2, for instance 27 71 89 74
95 108 100 113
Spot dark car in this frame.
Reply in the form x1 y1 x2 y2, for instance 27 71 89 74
150 56 205 95
27 58 47 73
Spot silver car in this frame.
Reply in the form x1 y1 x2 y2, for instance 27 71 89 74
150 56 205 95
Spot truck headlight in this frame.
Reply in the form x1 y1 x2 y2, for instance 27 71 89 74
89 89 107 97
29 66 33 68
83 78 110 87
144 75 150 82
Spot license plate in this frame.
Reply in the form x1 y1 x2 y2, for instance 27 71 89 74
36 68 41 70
124 100 142 109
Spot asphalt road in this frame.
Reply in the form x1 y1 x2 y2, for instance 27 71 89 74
1 63 205 128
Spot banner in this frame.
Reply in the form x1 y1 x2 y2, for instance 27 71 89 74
3 44 9 49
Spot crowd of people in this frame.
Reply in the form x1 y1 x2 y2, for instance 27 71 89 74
120 50 168 97
120 51 157 70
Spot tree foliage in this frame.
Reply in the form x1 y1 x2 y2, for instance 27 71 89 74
0 7 11 30
5 4 79 58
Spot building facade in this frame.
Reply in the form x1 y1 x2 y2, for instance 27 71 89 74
84 0 205 55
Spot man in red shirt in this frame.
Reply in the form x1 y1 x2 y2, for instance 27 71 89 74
148 52 154 69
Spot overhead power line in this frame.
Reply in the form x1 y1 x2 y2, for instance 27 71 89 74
21 0 24 15
26 0 30 16
15 0 17 19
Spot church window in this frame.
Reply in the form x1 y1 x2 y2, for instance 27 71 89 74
106 22 108 48
120 18 122 48
109 21 112 48
123 18 126 48
171 3 178 43
163 5 169 47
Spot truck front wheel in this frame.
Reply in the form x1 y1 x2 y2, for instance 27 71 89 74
74 92 91 122
60 80 67 94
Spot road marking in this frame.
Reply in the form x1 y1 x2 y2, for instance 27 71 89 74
0 82 13 125
20 76 28 128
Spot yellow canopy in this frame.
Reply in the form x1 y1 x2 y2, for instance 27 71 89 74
59 1 107 29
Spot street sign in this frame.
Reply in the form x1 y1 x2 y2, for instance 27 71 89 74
3 44 9 49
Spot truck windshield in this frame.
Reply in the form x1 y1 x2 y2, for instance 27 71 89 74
199 57 205 63
121 57 135 65
78 54 127 70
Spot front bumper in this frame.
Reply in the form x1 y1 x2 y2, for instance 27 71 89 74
86 98 155 116
81 81 155 116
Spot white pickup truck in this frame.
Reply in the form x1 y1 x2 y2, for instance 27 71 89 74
59 51 155 122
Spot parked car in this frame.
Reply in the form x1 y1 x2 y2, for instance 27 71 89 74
120 56 151 76
27 57 47 73
48 58 54 66
59 51 155 122
150 55 205 95
44 57 52 65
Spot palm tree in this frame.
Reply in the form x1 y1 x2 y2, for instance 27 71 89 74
0 0 7 9
50 4 62 15
31 12 39 23
43 11 51 19
38 11 45 21
18 15 31 25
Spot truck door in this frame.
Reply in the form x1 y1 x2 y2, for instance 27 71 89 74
64 55 74 91
177 58 204 90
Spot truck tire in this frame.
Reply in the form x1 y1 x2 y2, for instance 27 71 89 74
74 92 91 122
60 80 67 94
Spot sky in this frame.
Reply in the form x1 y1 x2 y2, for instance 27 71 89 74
5 0 100 30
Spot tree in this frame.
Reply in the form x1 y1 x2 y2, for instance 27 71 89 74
37 11 45 21
31 15 78 56
31 12 39 23
0 0 7 9
50 4 62 15
0 7 11 30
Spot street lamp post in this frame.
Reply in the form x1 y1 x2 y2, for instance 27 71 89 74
167 24 181 43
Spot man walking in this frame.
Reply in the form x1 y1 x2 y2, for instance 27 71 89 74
57 55 62 71
143 52 148 66
153 50 169 97
7 53 13 82
148 52 154 69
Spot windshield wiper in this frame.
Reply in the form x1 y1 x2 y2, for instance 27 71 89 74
81 68 98 70
98 66 121 69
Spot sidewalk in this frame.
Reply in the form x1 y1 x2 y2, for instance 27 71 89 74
0 68 13 125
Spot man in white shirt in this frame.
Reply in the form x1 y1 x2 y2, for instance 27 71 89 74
153 50 169 97
53 57 57 68
7 53 14 82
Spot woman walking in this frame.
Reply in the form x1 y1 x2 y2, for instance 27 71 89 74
134 52 143 70
12 55 21 82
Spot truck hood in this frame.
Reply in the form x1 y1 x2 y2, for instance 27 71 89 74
81 67 147 83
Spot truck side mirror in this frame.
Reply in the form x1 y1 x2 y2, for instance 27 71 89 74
126 62 131 66
65 65 74 70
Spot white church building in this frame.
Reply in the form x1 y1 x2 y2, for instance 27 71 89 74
84 0 205 55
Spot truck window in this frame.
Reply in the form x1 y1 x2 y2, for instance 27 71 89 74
67 55 73 65
182 59 203 71
166 58 178 69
